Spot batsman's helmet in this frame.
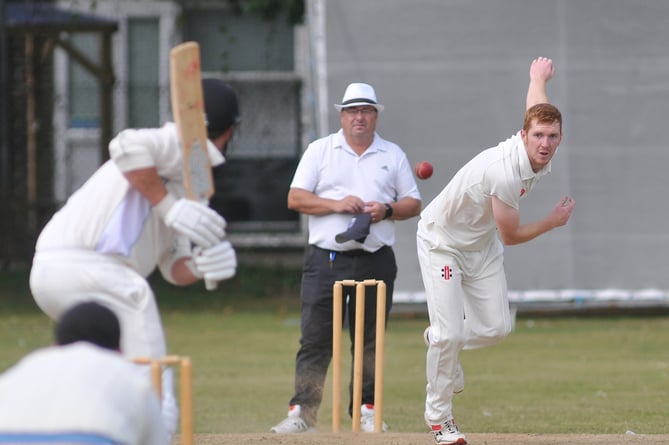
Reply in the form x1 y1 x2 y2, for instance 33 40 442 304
202 78 240 138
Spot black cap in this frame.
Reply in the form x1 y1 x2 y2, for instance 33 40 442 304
202 78 240 133
335 213 372 244
55 301 121 351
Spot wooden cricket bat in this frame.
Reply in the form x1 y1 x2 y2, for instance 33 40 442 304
170 41 217 290
170 41 214 202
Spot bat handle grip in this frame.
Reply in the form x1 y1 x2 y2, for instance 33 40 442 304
205 279 218 291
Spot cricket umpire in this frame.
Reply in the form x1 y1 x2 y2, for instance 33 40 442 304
271 83 422 433
29 79 240 437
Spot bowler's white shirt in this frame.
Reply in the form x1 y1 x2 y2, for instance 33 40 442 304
291 129 420 251
33 123 223 281
419 132 550 251
0 342 167 445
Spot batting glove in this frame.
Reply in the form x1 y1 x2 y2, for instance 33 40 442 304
155 194 225 248
193 240 237 282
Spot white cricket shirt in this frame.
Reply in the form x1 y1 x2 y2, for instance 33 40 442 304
34 122 223 279
291 129 421 251
419 132 550 251
0 342 167 445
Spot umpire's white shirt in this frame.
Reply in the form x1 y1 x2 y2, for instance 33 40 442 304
419 131 550 252
290 129 420 252
0 342 167 445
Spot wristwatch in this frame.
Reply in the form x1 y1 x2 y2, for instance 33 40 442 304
384 203 393 220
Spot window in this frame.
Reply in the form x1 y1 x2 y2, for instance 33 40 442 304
127 18 160 128
211 75 301 232
67 33 99 128
53 0 176 201
183 7 301 234
184 9 295 72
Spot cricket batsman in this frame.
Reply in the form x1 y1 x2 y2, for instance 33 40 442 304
29 79 240 437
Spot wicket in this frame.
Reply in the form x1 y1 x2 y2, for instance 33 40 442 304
332 279 386 433
132 355 194 445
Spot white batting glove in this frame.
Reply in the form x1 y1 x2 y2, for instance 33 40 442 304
193 240 237 282
155 194 226 248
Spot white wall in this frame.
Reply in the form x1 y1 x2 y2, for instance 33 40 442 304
317 0 669 295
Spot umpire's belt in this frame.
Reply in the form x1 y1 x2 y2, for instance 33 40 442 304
314 245 390 257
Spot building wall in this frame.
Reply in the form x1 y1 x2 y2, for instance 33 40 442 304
318 0 669 294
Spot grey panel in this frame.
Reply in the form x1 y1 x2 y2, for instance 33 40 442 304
322 0 669 293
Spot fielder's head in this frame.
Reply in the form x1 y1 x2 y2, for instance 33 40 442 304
202 78 240 154
55 301 121 351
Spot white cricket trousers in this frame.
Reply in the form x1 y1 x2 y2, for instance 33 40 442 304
30 249 179 436
416 228 514 426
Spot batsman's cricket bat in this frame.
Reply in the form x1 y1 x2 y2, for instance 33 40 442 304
170 41 217 290
170 41 213 202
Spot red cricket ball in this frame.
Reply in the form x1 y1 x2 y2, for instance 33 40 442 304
414 161 434 180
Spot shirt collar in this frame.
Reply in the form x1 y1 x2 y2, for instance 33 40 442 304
207 139 225 166
333 129 385 154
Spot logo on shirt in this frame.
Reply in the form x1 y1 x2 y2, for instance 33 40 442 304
520 187 526 197
441 266 452 281
381 165 389 172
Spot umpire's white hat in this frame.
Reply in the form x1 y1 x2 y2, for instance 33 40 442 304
334 83 384 112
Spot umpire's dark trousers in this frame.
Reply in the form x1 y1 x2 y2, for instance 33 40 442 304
289 244 397 427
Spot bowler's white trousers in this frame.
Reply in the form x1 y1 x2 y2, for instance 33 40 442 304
29 249 179 436
416 226 514 426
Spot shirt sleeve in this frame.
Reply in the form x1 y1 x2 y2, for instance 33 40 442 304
484 161 520 210
393 150 421 201
157 235 192 285
108 123 184 181
289 141 322 192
